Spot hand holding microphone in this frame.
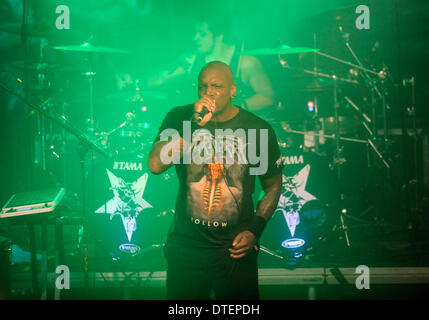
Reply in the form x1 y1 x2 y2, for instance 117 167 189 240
194 96 216 126
196 107 211 122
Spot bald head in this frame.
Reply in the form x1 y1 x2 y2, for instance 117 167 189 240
197 61 237 116
198 61 234 86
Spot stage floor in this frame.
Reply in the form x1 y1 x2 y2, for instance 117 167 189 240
8 266 429 300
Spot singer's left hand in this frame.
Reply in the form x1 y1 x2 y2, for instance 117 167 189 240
229 231 256 259
194 96 216 126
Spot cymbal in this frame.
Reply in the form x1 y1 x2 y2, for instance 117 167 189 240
285 76 334 92
299 77 334 91
11 61 61 71
51 42 131 54
286 75 358 92
239 45 319 56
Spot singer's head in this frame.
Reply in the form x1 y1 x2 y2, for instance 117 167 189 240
197 61 236 115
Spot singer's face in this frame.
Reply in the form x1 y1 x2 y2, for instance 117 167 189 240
198 65 236 114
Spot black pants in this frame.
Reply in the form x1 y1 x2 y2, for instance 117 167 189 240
164 242 259 300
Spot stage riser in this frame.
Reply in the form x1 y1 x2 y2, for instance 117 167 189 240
8 284 429 300
8 267 429 299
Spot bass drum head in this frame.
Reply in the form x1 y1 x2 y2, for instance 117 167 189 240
88 151 177 264
259 148 339 266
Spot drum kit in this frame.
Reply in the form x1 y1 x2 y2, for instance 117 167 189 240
4 37 176 268
239 38 394 266
6 28 395 268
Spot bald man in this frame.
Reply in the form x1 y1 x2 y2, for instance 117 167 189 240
148 62 282 300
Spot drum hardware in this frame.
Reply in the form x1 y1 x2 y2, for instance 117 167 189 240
259 244 306 268
339 210 350 247
48 40 157 270
322 27 390 169
281 125 369 145
273 40 372 247
271 35 395 246
314 51 387 81
93 118 129 147
344 96 373 139
299 68 359 86
51 36 131 139
402 76 422 230
331 29 396 241
323 40 390 162
279 65 359 91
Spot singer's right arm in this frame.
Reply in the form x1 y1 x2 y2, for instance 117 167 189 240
148 137 184 174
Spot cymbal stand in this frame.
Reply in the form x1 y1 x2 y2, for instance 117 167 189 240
403 77 421 229
313 48 391 170
315 51 386 81
333 76 351 248
312 32 321 154
83 56 96 140
337 35 395 236
344 96 390 169
80 39 98 288
343 36 395 231
281 127 368 145
34 38 50 172
305 53 353 247
332 76 345 177
341 34 390 165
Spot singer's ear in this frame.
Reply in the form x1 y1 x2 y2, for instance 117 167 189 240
230 84 236 99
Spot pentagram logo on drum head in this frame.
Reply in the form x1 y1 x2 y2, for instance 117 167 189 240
277 164 317 236
95 169 153 242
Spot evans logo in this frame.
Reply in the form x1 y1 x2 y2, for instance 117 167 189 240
282 238 306 249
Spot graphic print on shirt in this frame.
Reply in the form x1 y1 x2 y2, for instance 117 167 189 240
202 159 224 215
187 133 248 228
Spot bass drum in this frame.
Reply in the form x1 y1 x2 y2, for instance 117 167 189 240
259 148 339 266
88 150 177 262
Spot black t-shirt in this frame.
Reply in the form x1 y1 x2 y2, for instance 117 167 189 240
153 104 282 248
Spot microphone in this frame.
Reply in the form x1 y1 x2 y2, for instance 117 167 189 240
196 106 211 122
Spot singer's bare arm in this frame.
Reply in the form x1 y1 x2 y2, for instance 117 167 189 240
229 173 282 258
255 173 282 221
148 137 184 174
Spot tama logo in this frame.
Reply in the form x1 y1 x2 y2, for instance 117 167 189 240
113 161 143 171
281 155 304 165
